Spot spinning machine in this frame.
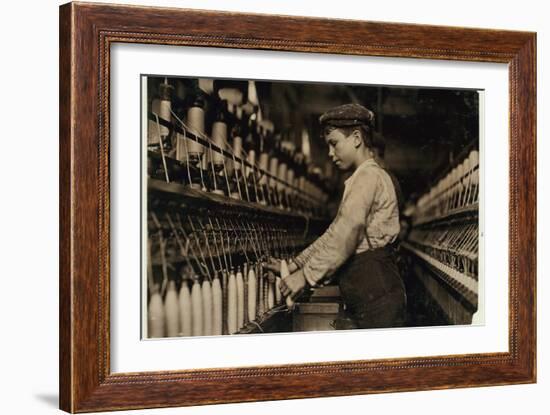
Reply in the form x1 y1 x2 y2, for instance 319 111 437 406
402 148 480 324
145 77 332 337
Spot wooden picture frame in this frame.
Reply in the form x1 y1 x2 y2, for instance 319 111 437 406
59 2 536 412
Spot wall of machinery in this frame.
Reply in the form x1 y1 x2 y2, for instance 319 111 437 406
402 147 480 325
145 77 334 338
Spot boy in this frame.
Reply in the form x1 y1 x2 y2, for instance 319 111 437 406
274 103 406 329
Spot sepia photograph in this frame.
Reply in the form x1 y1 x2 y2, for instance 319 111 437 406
142 75 481 338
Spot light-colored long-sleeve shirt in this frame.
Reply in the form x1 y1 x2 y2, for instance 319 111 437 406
294 158 400 286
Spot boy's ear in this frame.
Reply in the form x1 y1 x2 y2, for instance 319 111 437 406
352 129 362 148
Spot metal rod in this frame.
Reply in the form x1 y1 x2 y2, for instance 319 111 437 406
153 113 170 183
209 217 228 271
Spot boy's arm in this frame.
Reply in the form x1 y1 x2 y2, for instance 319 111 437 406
298 169 378 286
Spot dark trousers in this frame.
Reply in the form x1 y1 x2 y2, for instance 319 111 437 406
336 246 407 329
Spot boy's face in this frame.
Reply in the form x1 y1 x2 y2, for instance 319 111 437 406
325 127 361 170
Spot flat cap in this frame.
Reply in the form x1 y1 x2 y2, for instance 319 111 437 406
319 103 375 128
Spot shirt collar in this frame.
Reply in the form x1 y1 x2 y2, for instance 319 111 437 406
344 158 379 186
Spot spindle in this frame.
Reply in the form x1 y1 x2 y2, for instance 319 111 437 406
178 280 192 337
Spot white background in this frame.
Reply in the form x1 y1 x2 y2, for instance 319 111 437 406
0 0 546 414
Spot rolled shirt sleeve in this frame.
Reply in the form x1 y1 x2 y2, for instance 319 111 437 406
293 239 319 269
299 168 379 286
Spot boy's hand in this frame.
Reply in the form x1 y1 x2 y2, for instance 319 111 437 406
264 258 298 275
264 258 281 275
279 269 307 300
